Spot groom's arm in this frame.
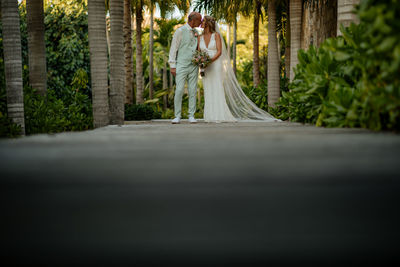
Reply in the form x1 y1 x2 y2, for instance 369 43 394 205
168 28 182 77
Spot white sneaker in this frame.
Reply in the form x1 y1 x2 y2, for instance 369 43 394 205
171 117 180 124
189 117 197 124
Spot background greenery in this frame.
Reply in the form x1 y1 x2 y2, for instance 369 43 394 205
271 0 400 131
1 0 399 137
1 0 93 137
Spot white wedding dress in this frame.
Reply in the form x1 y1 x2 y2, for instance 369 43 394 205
201 33 237 122
200 26 280 123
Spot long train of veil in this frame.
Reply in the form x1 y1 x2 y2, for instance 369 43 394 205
215 24 280 121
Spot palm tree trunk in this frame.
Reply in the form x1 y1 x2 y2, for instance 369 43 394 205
289 0 302 81
26 0 47 96
267 0 280 108
253 1 261 88
135 0 144 104
162 55 168 110
233 17 237 75
131 13 136 104
337 0 359 36
109 0 125 124
149 4 154 99
123 0 133 104
277 31 281 59
285 0 291 79
88 0 110 128
1 0 25 135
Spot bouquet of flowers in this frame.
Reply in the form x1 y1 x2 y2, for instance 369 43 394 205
192 50 212 77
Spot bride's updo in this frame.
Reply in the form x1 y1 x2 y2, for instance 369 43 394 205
204 16 216 33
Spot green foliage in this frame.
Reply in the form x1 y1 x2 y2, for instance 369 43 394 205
242 76 288 112
161 108 174 119
71 68 90 94
0 1 93 137
154 18 184 48
137 18 184 109
242 81 269 111
125 104 162 121
24 86 93 134
0 21 5 95
43 1 90 98
236 59 253 87
17 1 90 98
0 112 22 138
272 0 400 131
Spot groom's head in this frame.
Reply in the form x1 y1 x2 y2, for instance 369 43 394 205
188 12 202 28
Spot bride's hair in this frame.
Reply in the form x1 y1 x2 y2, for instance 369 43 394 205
204 16 216 33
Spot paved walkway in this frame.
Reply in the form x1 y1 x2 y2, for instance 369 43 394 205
1 120 400 265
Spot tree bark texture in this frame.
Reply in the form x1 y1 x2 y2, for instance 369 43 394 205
267 0 280 108
149 5 154 99
253 2 261 88
301 0 337 50
233 17 237 75
1 0 26 135
88 0 110 128
285 0 291 79
289 0 302 81
135 0 144 104
109 0 125 124
337 0 360 36
123 0 133 104
27 0 47 96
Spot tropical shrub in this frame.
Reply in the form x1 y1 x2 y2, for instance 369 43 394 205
0 113 22 138
24 86 93 134
272 0 400 131
242 82 269 111
125 104 162 121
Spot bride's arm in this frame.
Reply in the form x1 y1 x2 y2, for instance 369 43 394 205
197 36 201 50
211 33 222 62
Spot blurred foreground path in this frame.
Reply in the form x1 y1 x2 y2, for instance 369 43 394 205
1 120 400 266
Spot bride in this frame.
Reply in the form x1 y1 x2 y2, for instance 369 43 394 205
198 16 280 122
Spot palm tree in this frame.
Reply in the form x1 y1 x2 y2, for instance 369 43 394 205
88 0 110 127
109 0 125 124
267 0 280 108
289 0 302 81
252 0 263 88
302 0 338 48
123 0 133 104
284 0 290 79
26 0 47 96
148 1 154 99
337 0 359 36
1 0 26 135
135 0 144 104
237 0 266 88
146 0 180 101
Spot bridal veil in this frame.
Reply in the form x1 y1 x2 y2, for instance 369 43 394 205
215 24 279 121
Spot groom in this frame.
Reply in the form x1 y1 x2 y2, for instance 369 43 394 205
168 12 202 124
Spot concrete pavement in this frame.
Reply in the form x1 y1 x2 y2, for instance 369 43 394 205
1 120 400 265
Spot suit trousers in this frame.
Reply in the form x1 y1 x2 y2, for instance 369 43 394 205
174 63 199 118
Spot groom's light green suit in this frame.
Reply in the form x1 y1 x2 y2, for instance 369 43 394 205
168 24 199 118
